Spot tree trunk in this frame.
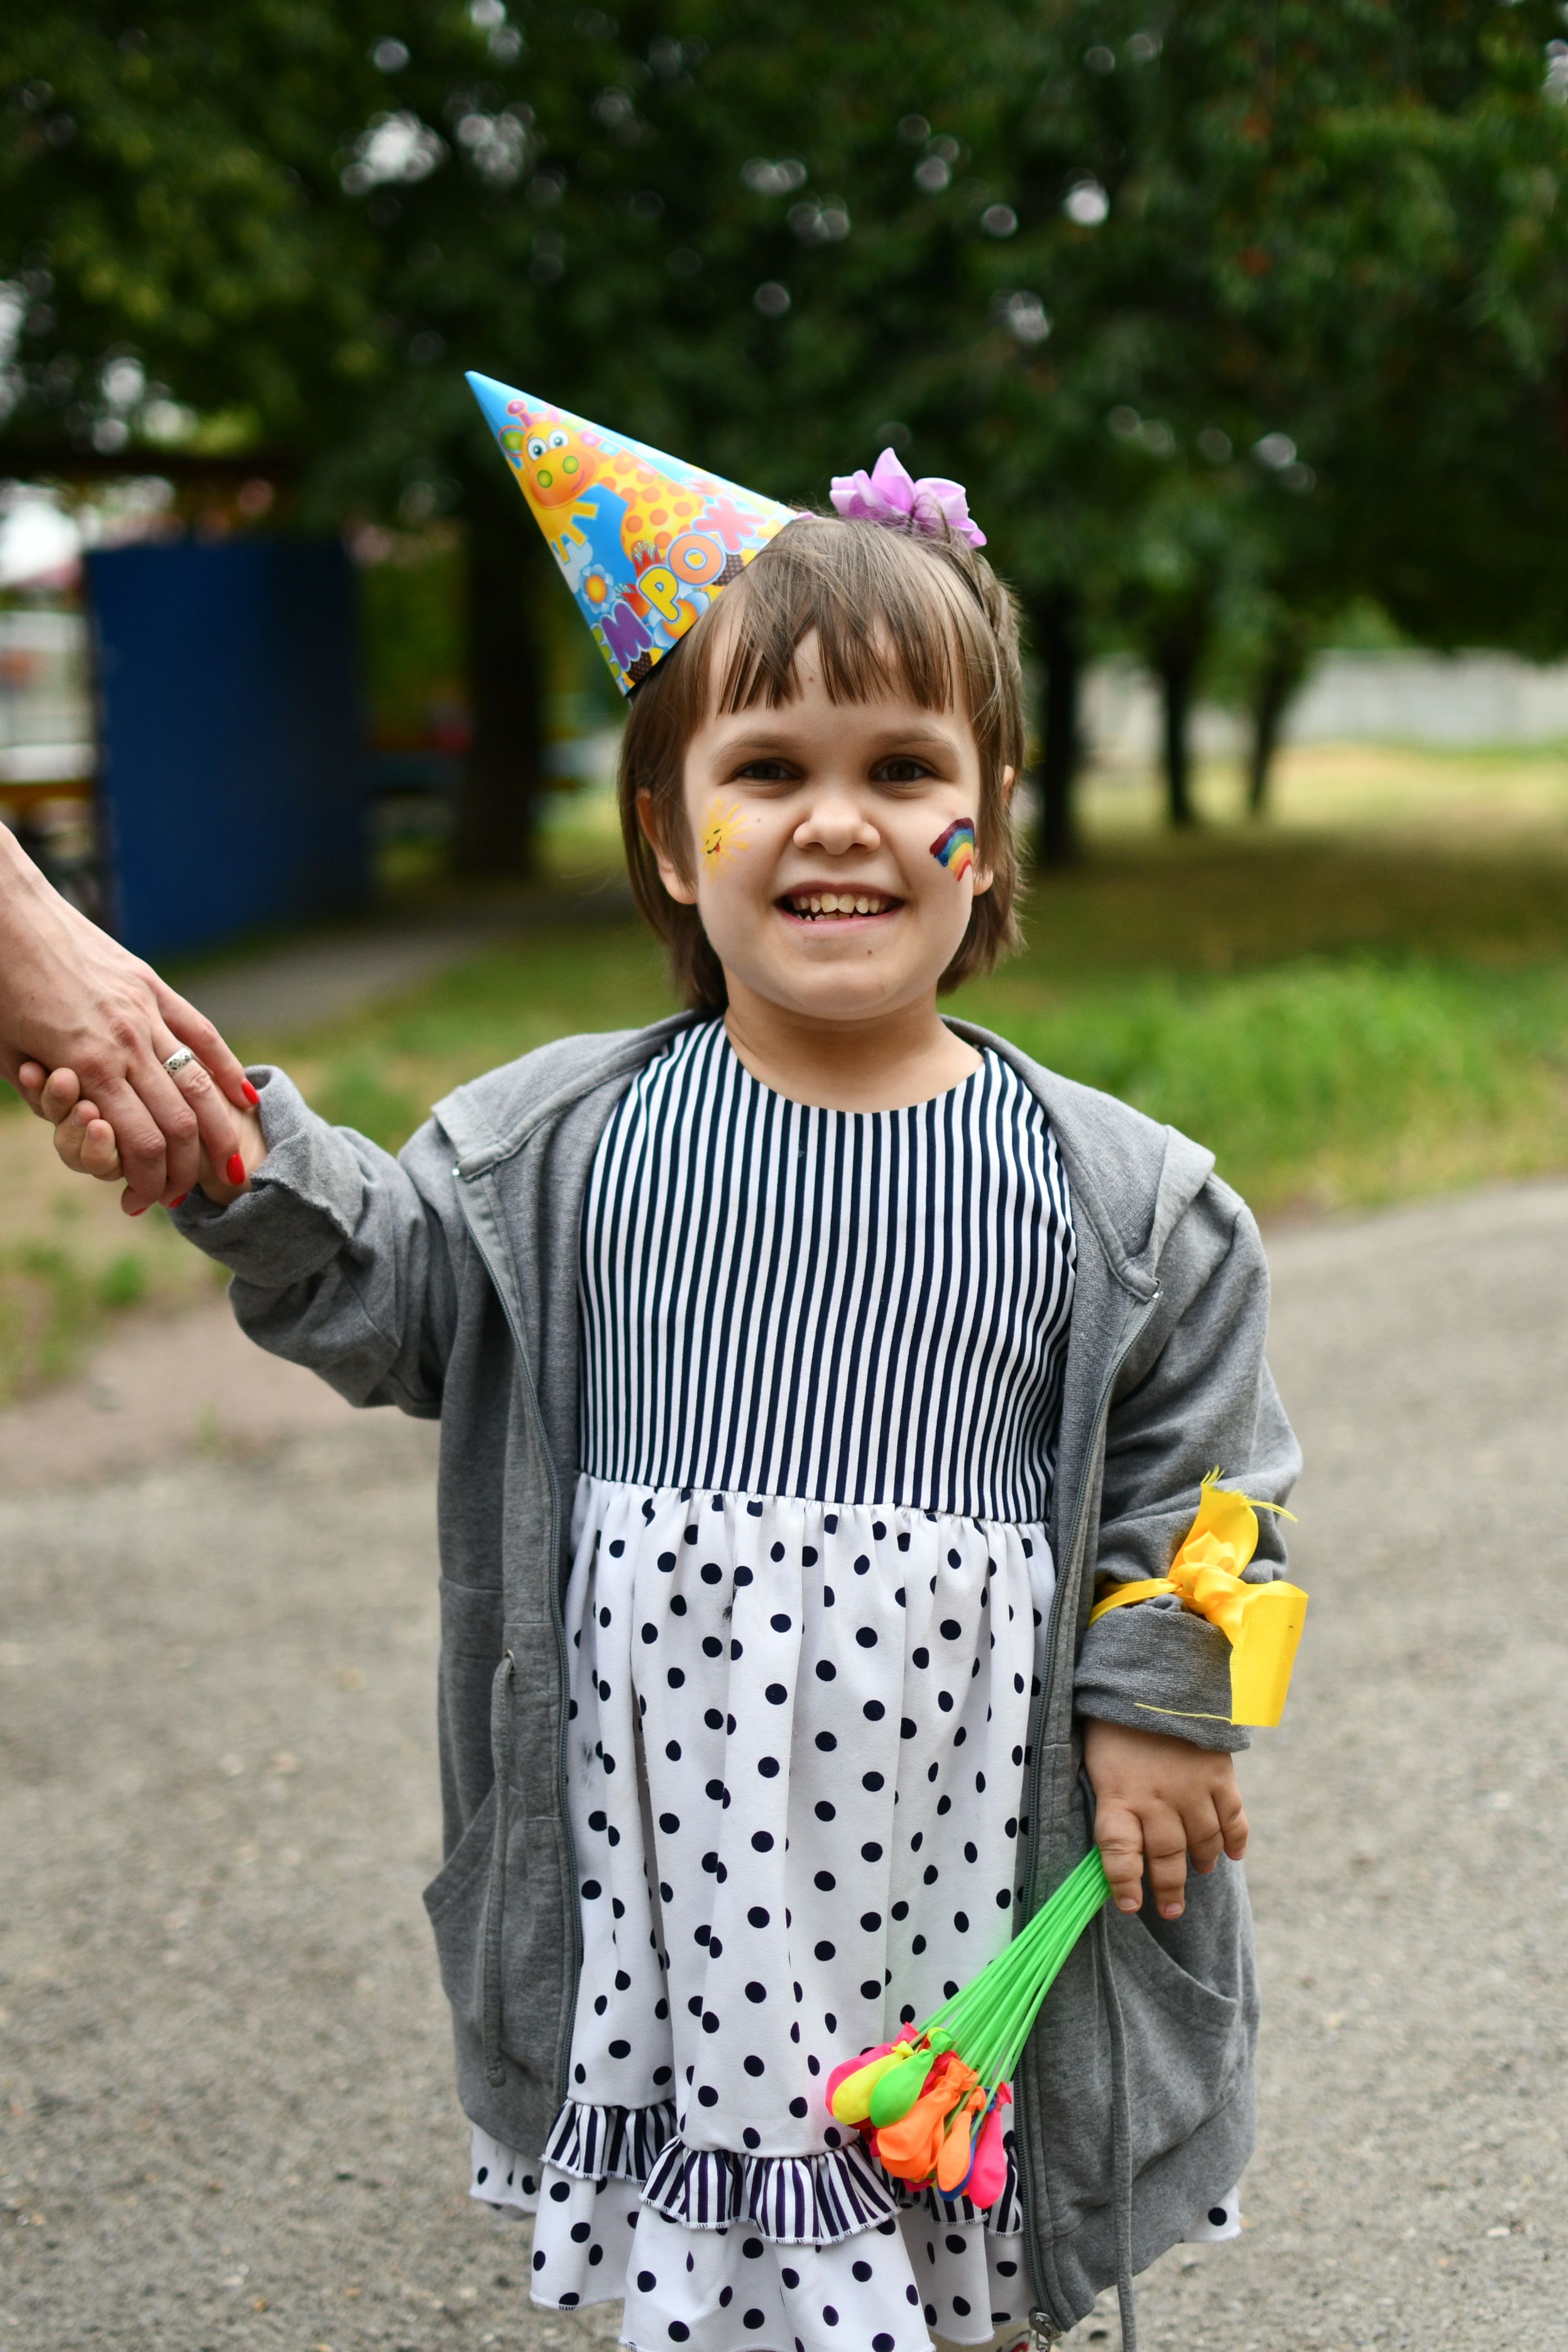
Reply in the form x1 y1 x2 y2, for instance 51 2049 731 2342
1153 614 1207 828
1031 587 1080 870
1247 644 1308 818
452 479 545 878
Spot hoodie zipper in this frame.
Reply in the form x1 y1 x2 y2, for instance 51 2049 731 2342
452 1163 583 2109
1018 1282 1159 2332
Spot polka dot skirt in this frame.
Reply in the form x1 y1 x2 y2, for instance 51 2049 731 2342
501 1475 1049 2347
467 1475 1241 2345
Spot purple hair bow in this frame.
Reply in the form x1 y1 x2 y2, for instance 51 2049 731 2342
828 447 986 548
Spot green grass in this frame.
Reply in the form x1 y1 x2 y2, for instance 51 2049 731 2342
0 1241 167 1404
260 921 675 1150
7 808 1568 1410
240 827 1568 1220
962 956 1568 1210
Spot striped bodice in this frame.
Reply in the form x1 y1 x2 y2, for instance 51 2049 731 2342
578 1020 1075 1520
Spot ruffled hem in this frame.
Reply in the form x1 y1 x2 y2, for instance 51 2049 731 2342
544 2096 678 2185
883 2125 1023 2238
469 2124 540 2213
642 2130 901 2246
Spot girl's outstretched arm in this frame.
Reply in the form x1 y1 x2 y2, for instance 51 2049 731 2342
33 1058 465 1418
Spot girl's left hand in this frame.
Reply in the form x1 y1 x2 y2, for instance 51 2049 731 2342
1083 1717 1249 1921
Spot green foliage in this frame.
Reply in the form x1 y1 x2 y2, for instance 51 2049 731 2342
309 1059 424 1148
0 1242 86 1401
0 1227 190 1398
97 1249 148 1309
6 0 1568 823
358 530 465 741
244 814 1568 1215
975 957 1568 1208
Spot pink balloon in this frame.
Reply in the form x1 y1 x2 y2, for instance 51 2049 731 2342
964 2084 1013 2210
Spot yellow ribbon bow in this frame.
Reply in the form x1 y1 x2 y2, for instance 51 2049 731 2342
1086 1472 1307 1727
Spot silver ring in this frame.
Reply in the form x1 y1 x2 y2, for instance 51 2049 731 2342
163 1047 197 1077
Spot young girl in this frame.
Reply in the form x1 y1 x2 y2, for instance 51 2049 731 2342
30 443 1299 2352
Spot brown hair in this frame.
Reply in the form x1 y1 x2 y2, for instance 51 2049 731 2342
617 512 1025 1014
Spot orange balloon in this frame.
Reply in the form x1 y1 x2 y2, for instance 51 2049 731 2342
934 2087 987 2191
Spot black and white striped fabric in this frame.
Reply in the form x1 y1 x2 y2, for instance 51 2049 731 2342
580 1019 1076 1521
474 1021 1087 2352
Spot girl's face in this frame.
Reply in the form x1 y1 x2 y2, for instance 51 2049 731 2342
642 632 1006 1028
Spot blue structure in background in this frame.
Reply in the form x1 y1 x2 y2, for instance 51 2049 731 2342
87 538 367 961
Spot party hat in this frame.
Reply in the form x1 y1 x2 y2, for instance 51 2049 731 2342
466 372 798 694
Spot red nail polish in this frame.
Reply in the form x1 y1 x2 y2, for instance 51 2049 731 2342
170 1193 188 1208
242 1080 260 1106
226 1152 246 1186
128 1202 147 1217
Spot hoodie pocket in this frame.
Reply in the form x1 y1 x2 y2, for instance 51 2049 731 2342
1103 1894 1252 2171
422 1781 498 2033
422 1651 577 2097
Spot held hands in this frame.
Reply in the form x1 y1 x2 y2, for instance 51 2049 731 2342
1083 1718 1249 1921
0 826 255 1208
20 1062 266 1211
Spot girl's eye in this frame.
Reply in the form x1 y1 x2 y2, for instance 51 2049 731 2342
734 760 796 783
874 759 933 784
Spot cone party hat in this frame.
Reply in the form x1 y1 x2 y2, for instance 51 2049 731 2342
466 372 799 694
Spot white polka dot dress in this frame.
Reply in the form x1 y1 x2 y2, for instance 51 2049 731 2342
476 1022 1079 2350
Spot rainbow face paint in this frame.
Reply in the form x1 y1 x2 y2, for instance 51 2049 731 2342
699 798 748 867
930 818 975 879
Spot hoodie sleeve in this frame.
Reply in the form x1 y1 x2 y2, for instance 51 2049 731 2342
1073 1175 1302 1752
167 1064 464 1417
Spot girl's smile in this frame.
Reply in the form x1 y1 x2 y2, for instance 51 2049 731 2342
639 631 1012 1108
777 885 902 923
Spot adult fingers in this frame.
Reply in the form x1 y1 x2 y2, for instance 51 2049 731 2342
154 1036 240 1193
1093 1796 1151 1915
84 1057 198 1204
16 1060 49 1115
154 982 254 1111
1140 1800 1191 1919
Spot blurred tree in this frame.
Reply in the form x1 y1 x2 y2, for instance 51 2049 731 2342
923 0 1568 845
5 0 1568 879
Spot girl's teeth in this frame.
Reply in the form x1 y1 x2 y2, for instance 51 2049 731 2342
791 893 890 916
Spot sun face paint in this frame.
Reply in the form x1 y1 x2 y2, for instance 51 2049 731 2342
700 798 748 867
930 818 975 879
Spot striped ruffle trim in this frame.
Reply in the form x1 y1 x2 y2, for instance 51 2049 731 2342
642 2131 899 2246
542 2097 678 2185
881 2126 1023 2238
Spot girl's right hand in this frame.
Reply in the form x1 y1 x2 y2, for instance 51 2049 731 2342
22 1061 265 1214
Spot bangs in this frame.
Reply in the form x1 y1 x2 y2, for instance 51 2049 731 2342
617 509 1025 1016
701 513 986 725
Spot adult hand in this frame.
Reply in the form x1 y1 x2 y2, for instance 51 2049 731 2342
0 822 251 1207
1083 1717 1249 1921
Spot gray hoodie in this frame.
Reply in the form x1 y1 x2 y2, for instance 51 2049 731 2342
172 1014 1300 2344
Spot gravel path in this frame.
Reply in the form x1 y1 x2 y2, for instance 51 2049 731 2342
2 1182 1565 2351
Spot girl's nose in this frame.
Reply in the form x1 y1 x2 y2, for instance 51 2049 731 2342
793 794 880 854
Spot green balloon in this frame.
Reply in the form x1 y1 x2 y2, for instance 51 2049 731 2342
868 2050 933 2127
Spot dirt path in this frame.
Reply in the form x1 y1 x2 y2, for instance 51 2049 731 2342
2 1183 1565 2351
